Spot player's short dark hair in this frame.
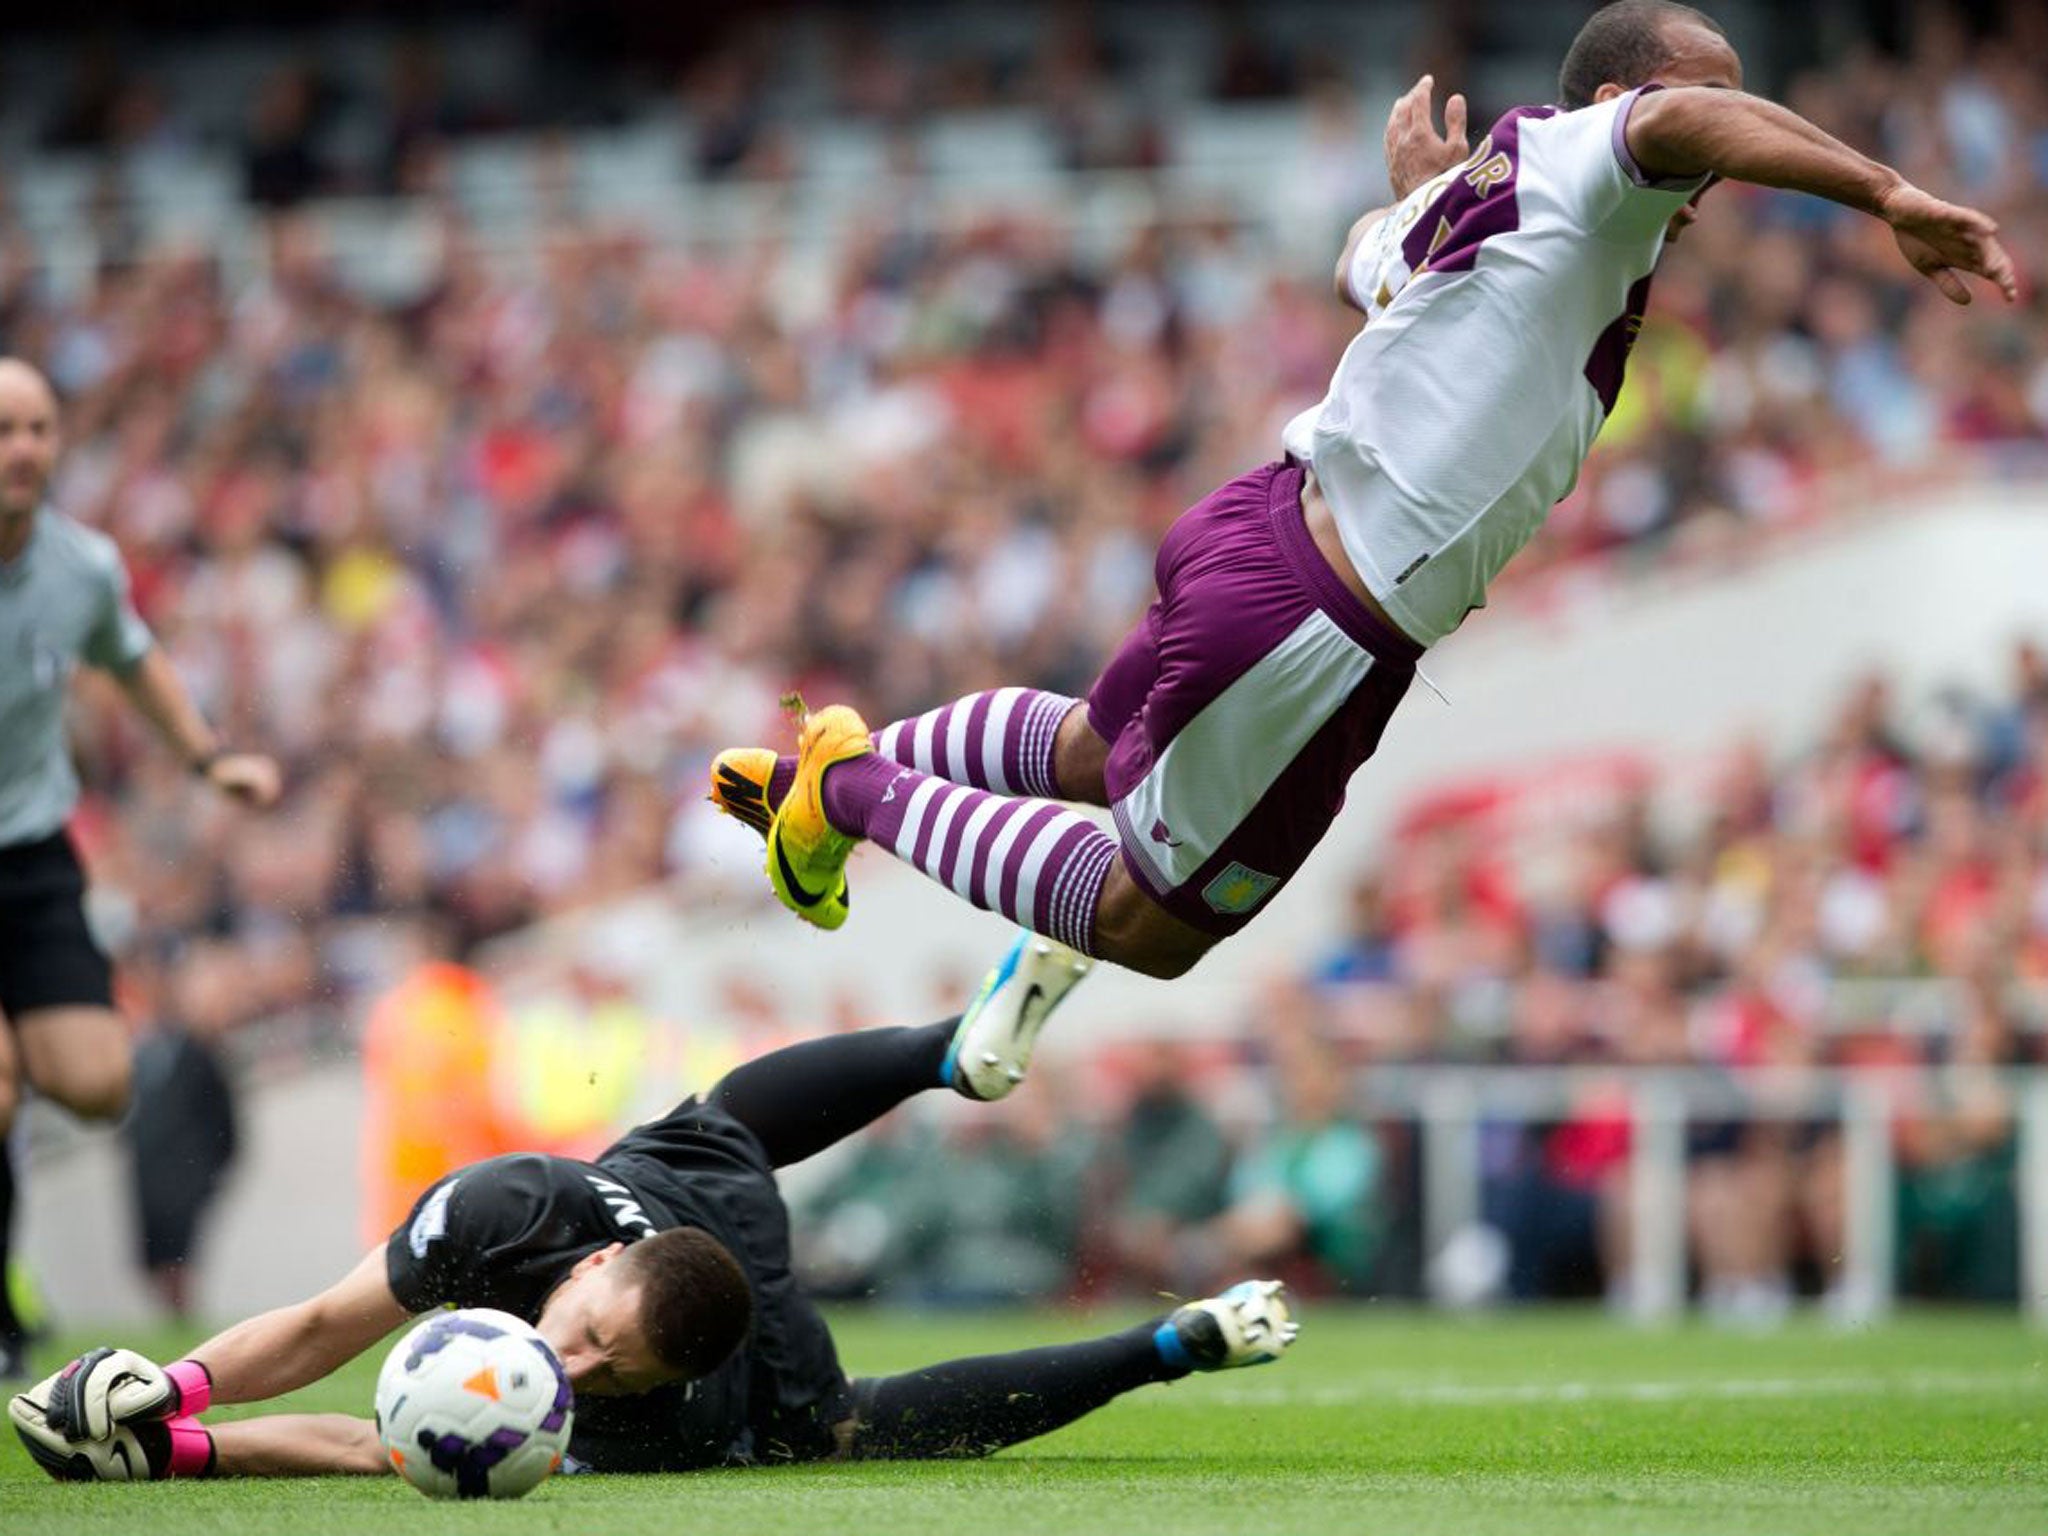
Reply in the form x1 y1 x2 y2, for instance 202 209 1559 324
616 1227 753 1379
1559 1 1726 109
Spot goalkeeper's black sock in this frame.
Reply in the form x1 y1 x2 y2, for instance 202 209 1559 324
851 1322 1185 1460
0 1143 22 1343
706 1021 956 1169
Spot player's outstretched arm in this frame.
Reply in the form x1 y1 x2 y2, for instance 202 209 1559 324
16 1247 409 1453
1624 87 2018 304
209 1413 388 1477
1332 208 1391 311
117 647 283 807
37 1246 410 1452
164 1253 411 1417
185 1247 411 1408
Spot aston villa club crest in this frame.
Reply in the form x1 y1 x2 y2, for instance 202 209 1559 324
1201 862 1279 916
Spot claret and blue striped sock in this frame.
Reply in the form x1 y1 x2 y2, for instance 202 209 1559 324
818 756 1115 956
768 687 1077 806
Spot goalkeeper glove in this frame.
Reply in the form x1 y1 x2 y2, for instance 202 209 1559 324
10 1372 214 1481
37 1347 212 1440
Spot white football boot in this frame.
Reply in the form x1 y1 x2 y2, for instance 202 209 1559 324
1158 1280 1300 1371
943 932 1094 1101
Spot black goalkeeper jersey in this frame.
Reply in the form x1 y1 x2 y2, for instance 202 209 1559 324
382 1098 849 1471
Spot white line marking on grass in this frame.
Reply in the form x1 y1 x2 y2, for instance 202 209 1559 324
1157 1370 2048 1408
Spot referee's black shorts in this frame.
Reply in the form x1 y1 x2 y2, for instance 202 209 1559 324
0 831 114 1021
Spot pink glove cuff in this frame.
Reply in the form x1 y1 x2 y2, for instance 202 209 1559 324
165 1359 213 1418
164 1416 216 1478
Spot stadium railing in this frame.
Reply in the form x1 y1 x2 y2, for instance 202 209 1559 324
1363 1064 2048 1325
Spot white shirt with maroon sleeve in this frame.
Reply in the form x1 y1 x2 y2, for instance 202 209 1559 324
1282 87 1708 646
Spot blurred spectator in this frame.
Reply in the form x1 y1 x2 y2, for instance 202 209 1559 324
886 1084 1093 1306
1179 989 1385 1295
1892 979 2024 1302
1314 872 1401 986
243 67 330 208
124 942 242 1321
1479 969 1625 1302
791 1115 935 1301
356 936 510 1245
42 43 131 152
1101 1043 1232 1294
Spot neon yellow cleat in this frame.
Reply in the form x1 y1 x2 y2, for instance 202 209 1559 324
710 745 853 927
763 703 871 930
709 748 780 837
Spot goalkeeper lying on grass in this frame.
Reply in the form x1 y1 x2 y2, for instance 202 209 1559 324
11 935 1297 1480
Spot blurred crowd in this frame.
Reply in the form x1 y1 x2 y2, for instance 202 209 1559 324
795 638 2048 1313
11 2 2039 1037
6 4 2045 1312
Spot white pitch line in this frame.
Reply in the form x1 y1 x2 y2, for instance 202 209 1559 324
1145 1369 2048 1408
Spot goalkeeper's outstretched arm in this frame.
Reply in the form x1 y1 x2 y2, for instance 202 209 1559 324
185 1247 412 1406
208 1414 388 1477
9 1245 410 1463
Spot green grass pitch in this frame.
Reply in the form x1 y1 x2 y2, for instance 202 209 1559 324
4 1306 2044 1535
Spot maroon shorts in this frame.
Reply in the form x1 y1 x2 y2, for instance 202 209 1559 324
1086 459 1421 937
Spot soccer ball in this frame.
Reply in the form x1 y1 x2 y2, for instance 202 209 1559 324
373 1308 575 1499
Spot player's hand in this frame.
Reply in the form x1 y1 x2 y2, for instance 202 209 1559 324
9 1370 171 1481
34 1347 193 1440
1878 182 2019 305
1385 74 1469 200
205 751 283 808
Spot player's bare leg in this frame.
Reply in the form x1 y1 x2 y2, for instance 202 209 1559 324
1049 704 1110 806
0 1025 27 1379
1051 708 1216 976
12 1006 132 1121
0 1024 20 1140
0 1008 131 1379
1089 864 1217 980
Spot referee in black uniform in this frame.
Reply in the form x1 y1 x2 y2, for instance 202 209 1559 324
0 358 280 1380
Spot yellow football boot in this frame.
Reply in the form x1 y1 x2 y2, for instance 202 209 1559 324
763 702 872 930
710 745 855 927
709 748 780 838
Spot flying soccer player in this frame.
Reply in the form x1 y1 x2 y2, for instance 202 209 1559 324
11 937 1297 1481
709 0 2017 981
0 358 281 1381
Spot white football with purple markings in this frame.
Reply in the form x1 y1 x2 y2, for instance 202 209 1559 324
373 1308 574 1499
